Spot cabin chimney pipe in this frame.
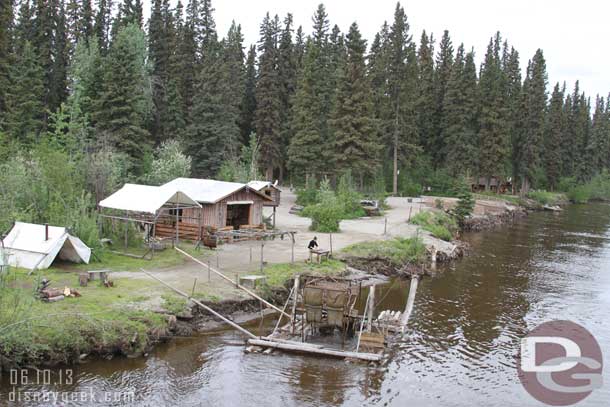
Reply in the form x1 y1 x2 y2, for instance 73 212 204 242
45 223 49 241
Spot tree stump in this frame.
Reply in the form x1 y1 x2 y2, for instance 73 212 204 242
79 273 89 287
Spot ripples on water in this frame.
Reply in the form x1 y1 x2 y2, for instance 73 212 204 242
1 204 609 406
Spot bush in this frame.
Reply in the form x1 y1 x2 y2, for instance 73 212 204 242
303 199 343 232
336 171 365 219
567 186 591 204
296 185 319 206
142 140 191 186
411 211 457 241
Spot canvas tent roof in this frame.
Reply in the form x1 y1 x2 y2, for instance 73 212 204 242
1 222 91 270
163 178 273 204
98 183 201 214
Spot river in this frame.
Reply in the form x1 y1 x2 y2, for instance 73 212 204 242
1 203 609 406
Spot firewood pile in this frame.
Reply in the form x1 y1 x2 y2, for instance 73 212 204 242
37 279 82 302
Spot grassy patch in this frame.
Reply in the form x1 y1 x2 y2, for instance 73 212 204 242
410 211 457 241
48 242 206 273
474 191 522 206
161 294 188 314
0 267 168 367
261 259 345 288
340 237 427 265
526 190 565 206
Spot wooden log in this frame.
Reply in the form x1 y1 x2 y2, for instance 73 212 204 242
142 269 257 339
40 288 63 298
78 273 89 287
46 295 65 302
247 339 382 362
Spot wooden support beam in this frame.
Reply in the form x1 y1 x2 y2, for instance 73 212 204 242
142 269 256 339
400 276 419 332
247 339 382 362
175 247 291 319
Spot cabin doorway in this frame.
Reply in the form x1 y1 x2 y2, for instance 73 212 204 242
226 204 251 229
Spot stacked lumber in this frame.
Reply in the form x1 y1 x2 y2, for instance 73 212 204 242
155 222 202 240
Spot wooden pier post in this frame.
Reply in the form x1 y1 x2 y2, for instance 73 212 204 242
367 285 375 332
291 275 300 335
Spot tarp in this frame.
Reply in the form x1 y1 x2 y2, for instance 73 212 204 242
247 180 281 192
99 183 201 214
1 222 92 270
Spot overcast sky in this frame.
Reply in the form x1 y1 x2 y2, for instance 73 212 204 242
144 0 609 99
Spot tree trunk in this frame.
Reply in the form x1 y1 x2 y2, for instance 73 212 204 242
265 166 273 181
520 177 530 197
393 136 398 196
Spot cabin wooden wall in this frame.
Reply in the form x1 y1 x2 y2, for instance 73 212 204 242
218 189 265 226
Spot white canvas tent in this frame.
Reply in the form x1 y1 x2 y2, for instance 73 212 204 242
0 222 92 270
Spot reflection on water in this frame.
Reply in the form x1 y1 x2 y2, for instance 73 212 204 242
2 204 610 406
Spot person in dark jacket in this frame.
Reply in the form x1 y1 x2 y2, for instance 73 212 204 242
308 236 318 250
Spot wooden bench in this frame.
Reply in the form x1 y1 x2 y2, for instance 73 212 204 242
309 249 330 264
87 269 110 281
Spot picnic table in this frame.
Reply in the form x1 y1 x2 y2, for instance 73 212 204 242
309 249 330 264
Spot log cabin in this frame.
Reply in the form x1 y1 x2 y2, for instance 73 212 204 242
99 178 274 242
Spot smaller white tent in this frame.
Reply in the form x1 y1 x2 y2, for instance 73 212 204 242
1 222 91 270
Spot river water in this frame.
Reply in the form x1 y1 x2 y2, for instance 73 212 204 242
1 204 609 406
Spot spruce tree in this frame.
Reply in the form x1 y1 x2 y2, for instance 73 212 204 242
94 23 152 173
432 29 453 165
0 0 13 125
5 41 45 145
255 13 282 180
277 14 298 182
517 49 547 194
442 45 478 176
331 22 380 184
240 45 257 143
416 31 435 152
222 20 246 156
544 83 565 190
384 3 408 195
588 96 608 176
478 34 508 190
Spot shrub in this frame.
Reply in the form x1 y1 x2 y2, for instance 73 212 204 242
296 185 319 206
142 140 191 186
567 186 591 204
336 171 365 219
411 211 457 241
303 199 343 232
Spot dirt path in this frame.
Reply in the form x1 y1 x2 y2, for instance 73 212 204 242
118 189 453 307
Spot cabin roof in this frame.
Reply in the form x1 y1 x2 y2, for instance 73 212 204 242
163 178 273 204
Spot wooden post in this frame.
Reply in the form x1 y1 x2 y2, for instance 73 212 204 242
249 246 252 263
291 233 295 264
191 278 197 297
216 251 219 269
384 217 387 235
400 276 419 332
207 259 211 282
175 203 179 246
142 270 256 339
124 219 128 249
329 233 333 256
408 207 412 222
273 206 276 229
260 240 264 274
291 275 300 335
367 285 375 332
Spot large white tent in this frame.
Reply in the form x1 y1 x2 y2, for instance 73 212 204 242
1 222 92 270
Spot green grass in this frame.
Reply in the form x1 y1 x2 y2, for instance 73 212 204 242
410 211 457 241
474 191 522 206
47 242 206 273
340 237 427 265
526 190 566 206
0 267 168 367
0 242 210 368
260 259 345 288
